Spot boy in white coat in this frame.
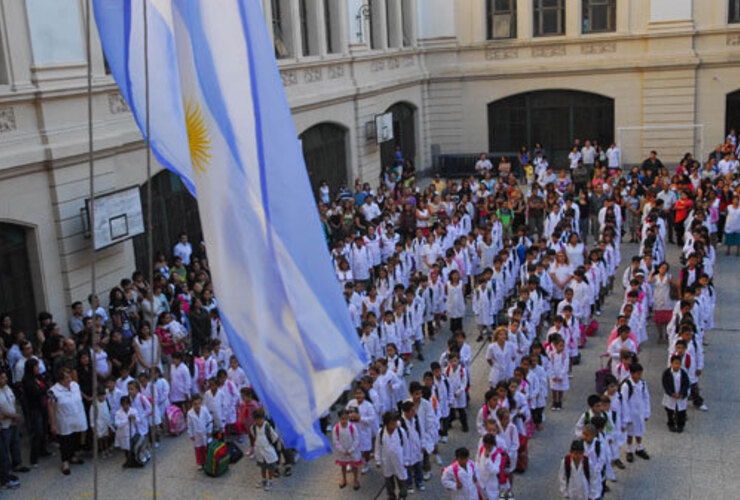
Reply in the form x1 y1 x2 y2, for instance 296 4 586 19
114 396 139 452
559 439 599 500
620 363 651 463
441 447 481 500
186 394 213 468
445 354 469 433
375 412 409 500
400 402 425 493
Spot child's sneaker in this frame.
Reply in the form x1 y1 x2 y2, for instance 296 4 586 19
361 465 370 474
246 447 254 458
423 471 431 480
256 479 267 489
418 485 426 492
435 455 443 466
264 481 272 492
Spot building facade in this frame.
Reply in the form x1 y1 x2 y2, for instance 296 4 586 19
0 0 739 331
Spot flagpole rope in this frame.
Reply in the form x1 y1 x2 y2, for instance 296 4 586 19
142 0 158 497
84 0 99 497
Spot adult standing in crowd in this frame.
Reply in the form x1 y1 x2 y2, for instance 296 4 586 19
48 368 87 475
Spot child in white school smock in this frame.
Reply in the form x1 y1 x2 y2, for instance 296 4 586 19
332 409 363 490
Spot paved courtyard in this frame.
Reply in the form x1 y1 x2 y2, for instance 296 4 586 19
10 242 740 500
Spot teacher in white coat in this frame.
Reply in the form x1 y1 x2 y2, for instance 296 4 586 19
48 367 88 475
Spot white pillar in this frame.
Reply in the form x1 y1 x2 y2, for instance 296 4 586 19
517 0 532 40
310 0 328 55
402 0 418 47
565 0 580 36
289 0 303 57
387 0 403 48
373 0 388 50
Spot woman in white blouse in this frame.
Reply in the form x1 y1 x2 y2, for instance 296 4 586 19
48 368 88 474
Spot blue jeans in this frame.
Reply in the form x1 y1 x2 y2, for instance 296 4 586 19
406 461 423 488
0 426 22 482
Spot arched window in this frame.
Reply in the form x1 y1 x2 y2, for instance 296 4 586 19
0 223 37 332
488 90 614 167
300 123 349 200
380 102 417 174
133 171 203 275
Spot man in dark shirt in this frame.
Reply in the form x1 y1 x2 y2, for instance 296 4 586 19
188 297 211 357
641 150 664 183
106 330 133 379
527 191 546 239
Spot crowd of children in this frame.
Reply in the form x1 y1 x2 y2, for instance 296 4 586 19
0 136 733 496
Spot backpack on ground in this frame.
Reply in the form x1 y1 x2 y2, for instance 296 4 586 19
226 441 244 464
165 404 186 436
124 419 150 468
204 439 230 477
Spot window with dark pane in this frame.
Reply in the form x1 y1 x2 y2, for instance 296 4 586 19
487 0 517 40
534 0 565 37
730 0 740 23
583 0 616 33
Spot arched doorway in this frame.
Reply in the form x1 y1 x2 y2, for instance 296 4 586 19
300 123 349 200
0 223 37 332
488 90 614 168
726 89 740 135
380 102 417 173
133 170 203 275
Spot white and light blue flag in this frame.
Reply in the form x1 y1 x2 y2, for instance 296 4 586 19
94 0 367 458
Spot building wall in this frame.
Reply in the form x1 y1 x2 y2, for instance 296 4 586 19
0 0 739 330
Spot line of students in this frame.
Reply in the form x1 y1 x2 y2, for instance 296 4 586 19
560 183 719 500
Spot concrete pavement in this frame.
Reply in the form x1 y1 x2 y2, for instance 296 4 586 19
8 241 740 500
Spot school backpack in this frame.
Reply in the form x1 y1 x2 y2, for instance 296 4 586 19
226 441 244 464
194 357 206 388
586 320 599 337
564 454 590 485
165 404 186 436
204 439 230 477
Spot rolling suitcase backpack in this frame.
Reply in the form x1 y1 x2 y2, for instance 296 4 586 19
204 438 230 477
594 354 611 394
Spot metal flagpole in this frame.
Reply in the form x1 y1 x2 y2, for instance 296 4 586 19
143 1 158 497
84 0 99 497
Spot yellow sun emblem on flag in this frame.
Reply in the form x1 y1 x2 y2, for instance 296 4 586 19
184 98 212 174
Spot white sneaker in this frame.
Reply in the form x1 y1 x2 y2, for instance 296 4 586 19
423 471 431 480
418 485 426 492
408 487 415 494
264 481 272 492
361 465 370 474
435 455 443 465
699 404 709 411
440 436 449 443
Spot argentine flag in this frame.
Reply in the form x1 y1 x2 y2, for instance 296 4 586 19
94 0 367 458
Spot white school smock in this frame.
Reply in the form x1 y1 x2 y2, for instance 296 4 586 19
332 423 362 464
203 389 227 431
374 427 408 479
477 446 506 498
346 398 377 452
114 408 139 449
486 342 515 388
621 378 650 437
131 392 152 436
169 363 192 403
559 456 598 500
89 399 112 438
441 460 480 500
186 406 213 448
49 382 88 436
446 282 465 319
